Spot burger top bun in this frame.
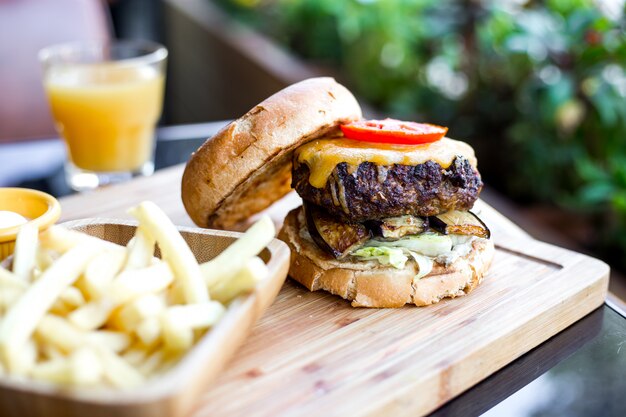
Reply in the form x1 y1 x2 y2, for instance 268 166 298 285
181 77 362 229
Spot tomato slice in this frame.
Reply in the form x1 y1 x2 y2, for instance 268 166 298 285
340 118 447 145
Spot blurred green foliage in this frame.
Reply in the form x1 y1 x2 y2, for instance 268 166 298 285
216 0 626 260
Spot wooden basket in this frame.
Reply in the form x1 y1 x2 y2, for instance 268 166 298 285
0 219 290 417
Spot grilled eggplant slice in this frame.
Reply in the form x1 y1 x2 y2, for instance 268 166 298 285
304 203 371 259
429 210 490 239
367 215 428 240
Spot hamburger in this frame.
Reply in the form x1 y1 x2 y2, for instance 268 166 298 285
182 77 494 308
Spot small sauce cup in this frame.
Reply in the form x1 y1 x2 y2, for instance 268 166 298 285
0 188 61 260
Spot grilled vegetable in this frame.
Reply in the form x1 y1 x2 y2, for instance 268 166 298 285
429 211 490 239
366 215 427 240
304 203 371 259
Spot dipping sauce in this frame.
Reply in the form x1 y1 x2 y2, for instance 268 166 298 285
0 211 28 230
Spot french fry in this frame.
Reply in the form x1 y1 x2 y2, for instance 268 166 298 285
128 202 208 303
209 256 268 304
49 297 73 316
70 347 103 386
38 316 129 359
162 302 225 330
86 331 131 353
0 289 23 315
137 349 164 376
111 294 165 332
59 286 85 308
40 226 123 254
136 317 161 346
201 216 274 287
161 302 225 352
154 351 182 376
72 262 173 330
0 266 27 290
48 288 84 318
35 248 56 275
161 316 193 352
12 222 38 281
68 298 117 331
31 348 102 386
36 314 85 353
96 345 145 388
0 267 27 314
0 244 99 367
110 262 174 303
30 359 71 385
9 339 37 376
39 226 79 253
166 280 186 305
124 226 155 270
81 250 126 300
121 344 150 366
41 344 65 361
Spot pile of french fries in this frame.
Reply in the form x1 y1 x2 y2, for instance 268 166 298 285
0 201 275 388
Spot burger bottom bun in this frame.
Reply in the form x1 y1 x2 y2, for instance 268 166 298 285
278 208 495 308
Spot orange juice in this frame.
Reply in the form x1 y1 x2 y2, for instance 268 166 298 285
44 64 164 172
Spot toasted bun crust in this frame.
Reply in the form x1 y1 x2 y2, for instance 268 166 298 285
278 208 495 308
181 77 362 229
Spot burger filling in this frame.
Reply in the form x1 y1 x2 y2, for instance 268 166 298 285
293 137 490 277
351 234 478 278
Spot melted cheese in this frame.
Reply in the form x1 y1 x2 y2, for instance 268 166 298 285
295 137 478 188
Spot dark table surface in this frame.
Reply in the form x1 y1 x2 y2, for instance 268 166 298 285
432 300 626 417
3 123 626 417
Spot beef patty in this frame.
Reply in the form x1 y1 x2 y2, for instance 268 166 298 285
292 156 482 223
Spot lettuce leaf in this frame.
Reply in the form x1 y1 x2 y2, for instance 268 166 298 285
363 233 452 257
408 251 433 280
351 246 408 269
350 246 434 280
351 233 475 279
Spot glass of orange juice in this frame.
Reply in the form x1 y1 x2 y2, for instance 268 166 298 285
39 40 167 191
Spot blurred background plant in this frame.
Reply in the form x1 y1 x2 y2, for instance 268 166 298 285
215 0 626 267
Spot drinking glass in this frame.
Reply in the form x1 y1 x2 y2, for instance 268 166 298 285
39 40 167 191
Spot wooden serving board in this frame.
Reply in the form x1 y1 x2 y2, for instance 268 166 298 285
57 165 610 417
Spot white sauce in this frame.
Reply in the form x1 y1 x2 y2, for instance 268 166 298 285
0 211 28 229
436 236 476 265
